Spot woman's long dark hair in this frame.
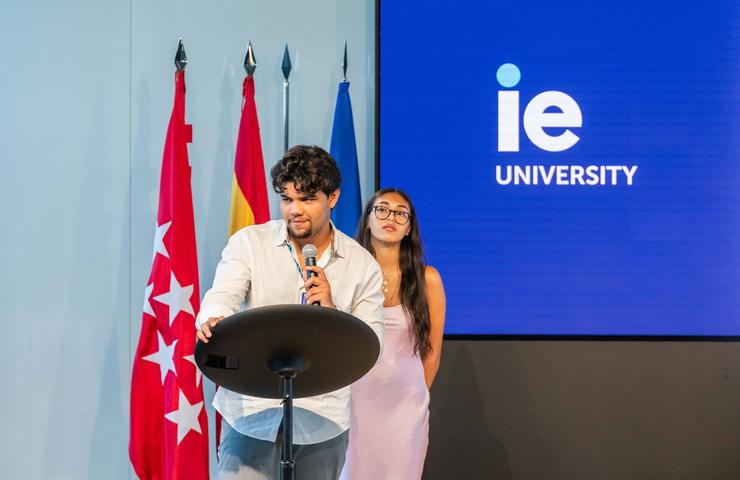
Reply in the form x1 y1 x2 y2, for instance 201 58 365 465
356 188 431 358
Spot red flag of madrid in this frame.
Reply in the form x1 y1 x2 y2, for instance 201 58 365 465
130 68 210 479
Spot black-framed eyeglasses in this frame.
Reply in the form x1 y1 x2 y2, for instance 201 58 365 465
372 204 412 225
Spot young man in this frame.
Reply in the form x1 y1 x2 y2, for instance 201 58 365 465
197 145 384 480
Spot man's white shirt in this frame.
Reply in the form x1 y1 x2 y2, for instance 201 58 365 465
197 220 384 444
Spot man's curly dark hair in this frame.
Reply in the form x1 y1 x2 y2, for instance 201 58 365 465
270 145 342 196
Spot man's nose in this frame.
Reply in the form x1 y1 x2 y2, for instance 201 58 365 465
290 202 304 215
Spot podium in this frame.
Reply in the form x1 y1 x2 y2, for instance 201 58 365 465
194 304 380 479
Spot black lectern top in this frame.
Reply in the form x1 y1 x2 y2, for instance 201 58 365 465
194 304 380 399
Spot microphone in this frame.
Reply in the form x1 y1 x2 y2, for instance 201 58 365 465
301 244 318 277
301 244 319 305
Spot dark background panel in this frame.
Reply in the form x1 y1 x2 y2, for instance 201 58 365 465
423 340 740 479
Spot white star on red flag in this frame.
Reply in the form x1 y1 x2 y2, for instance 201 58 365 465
164 389 204 445
152 220 172 260
143 283 155 317
142 332 178 384
153 271 195 327
183 354 203 387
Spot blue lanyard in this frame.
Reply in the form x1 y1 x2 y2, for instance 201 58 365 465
285 241 304 277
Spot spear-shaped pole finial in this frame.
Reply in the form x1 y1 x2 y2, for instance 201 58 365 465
174 37 187 71
244 41 257 76
281 44 292 81
342 41 348 81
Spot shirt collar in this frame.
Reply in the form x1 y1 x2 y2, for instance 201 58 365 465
274 220 289 247
330 224 347 259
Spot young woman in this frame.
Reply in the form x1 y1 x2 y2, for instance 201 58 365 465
342 188 446 479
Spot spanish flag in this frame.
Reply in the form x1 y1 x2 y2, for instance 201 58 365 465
229 75 270 235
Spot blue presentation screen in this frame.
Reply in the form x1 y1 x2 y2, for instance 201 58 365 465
379 1 740 335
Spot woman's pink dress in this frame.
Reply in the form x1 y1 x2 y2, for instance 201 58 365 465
341 304 430 479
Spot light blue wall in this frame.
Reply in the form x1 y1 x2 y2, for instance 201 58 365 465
1 1 375 478
0 1 131 478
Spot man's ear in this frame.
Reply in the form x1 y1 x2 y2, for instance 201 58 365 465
328 189 340 209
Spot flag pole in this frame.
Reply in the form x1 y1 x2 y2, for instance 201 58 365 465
130 36 210 479
281 44 292 153
229 40 271 233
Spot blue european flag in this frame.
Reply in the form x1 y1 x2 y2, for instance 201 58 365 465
329 81 362 237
